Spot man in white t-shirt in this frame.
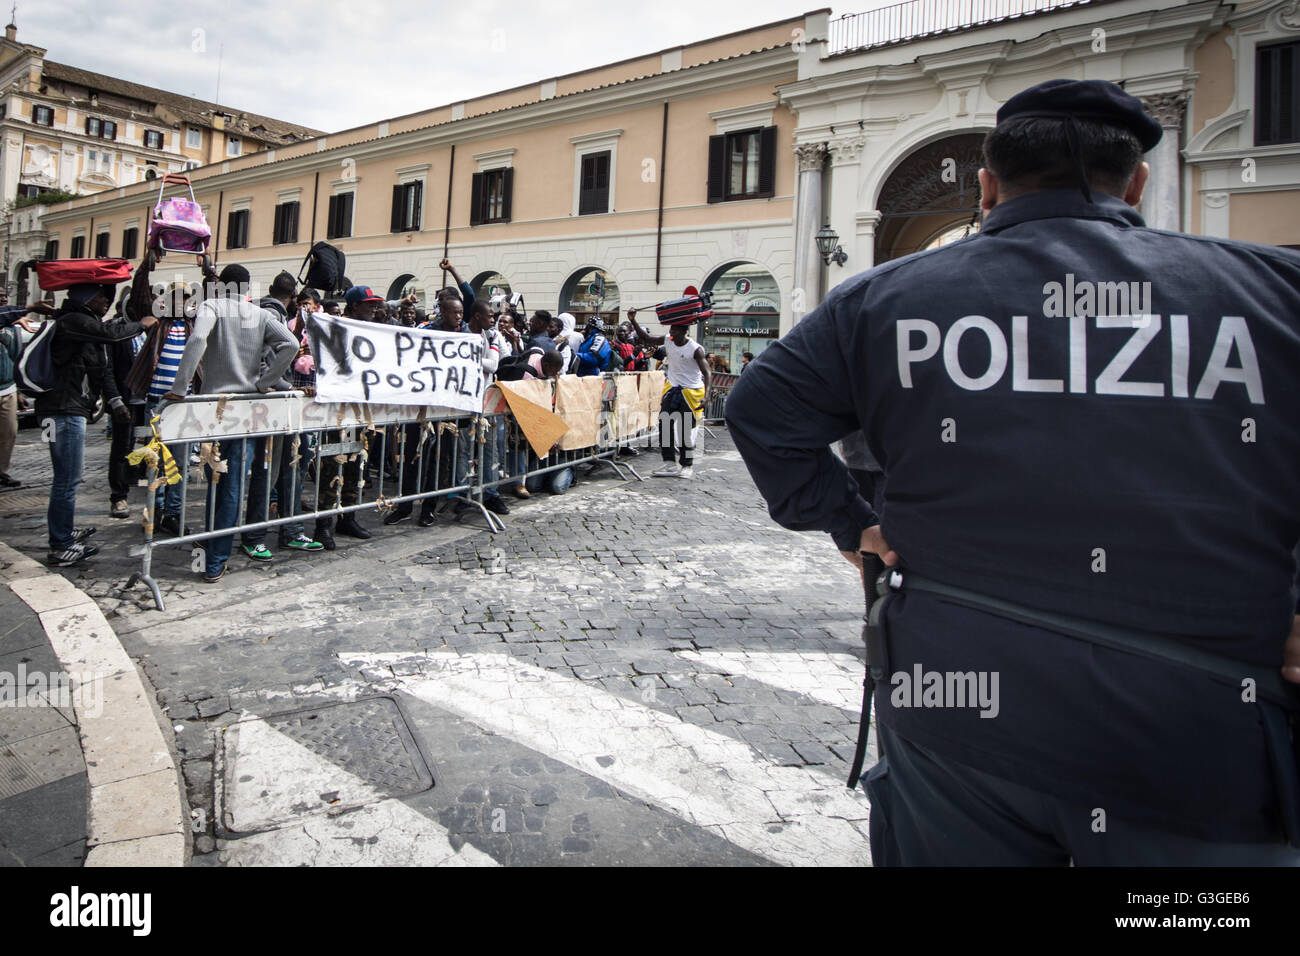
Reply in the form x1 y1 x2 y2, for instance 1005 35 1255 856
627 308 711 479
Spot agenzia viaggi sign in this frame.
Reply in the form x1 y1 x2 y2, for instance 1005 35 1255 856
308 313 486 411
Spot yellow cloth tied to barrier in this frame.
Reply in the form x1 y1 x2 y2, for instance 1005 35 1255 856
126 417 182 486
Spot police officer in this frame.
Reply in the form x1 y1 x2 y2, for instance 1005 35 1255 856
727 79 1300 865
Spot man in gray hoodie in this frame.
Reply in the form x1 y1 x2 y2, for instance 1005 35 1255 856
163 264 297 582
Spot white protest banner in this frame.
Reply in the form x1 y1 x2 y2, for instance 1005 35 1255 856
155 394 464 442
308 313 486 411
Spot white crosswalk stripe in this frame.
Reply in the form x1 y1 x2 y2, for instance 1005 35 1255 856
341 650 872 867
677 649 865 713
216 714 497 867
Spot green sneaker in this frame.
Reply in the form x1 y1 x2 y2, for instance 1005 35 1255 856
283 534 324 552
242 544 273 561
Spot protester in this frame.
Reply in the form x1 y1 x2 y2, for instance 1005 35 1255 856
163 264 296 582
628 308 710 479
237 271 325 557
40 283 158 566
312 285 385 548
527 310 555 352
0 302 50 489
575 317 612 376
612 322 647 372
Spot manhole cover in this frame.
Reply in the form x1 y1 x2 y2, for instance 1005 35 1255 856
217 696 434 835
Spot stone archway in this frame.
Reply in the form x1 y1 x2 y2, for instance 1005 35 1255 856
873 132 985 264
559 266 619 328
385 273 417 301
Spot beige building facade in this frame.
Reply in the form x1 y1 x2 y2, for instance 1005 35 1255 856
30 1 1300 367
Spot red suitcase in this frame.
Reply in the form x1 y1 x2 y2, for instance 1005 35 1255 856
655 292 712 325
34 258 133 292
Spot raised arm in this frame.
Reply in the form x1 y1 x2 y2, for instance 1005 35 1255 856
626 308 664 348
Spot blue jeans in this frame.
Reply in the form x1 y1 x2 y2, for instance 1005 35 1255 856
242 436 283 548
204 437 250 576
526 464 574 496
46 415 86 551
454 419 501 500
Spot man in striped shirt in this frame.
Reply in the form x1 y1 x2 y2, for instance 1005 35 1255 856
124 283 196 537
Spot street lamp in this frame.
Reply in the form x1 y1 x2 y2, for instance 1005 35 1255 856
815 224 847 267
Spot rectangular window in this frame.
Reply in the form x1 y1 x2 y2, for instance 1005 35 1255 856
390 181 422 232
86 117 101 137
144 130 164 150
577 151 610 216
707 126 777 203
326 192 354 239
227 136 241 157
32 105 54 126
121 227 138 260
70 236 85 258
227 209 249 249
470 168 513 225
1257 40 1299 146
272 201 300 245
44 239 59 260
101 120 117 140
94 233 110 258
186 127 201 149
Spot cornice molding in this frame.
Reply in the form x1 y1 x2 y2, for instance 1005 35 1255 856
43 46 799 225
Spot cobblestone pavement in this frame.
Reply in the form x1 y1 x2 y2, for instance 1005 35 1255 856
0 421 875 866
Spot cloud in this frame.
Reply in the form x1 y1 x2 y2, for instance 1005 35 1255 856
20 0 831 132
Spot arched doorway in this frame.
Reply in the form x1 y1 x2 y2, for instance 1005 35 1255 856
700 261 780 369
386 273 417 302
14 259 37 307
559 266 619 328
874 132 985 264
470 270 512 306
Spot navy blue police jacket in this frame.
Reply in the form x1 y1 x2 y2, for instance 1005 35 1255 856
727 189 1300 843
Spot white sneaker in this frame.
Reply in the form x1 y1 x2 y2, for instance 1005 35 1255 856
652 462 681 477
677 466 694 479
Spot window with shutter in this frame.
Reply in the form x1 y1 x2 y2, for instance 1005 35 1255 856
392 182 422 231
71 236 85 258
470 172 483 227
578 151 610 215
144 130 163 150
86 117 101 137
122 227 138 260
273 202 300 244
45 240 59 260
33 105 55 126
102 121 117 140
1257 41 1299 146
95 233 110 258
227 209 249 249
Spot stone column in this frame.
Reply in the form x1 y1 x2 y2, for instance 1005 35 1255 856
826 137 865 293
1139 91 1190 233
792 142 827 322
855 210 882 271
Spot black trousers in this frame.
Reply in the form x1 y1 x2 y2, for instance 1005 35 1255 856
108 404 146 503
862 723 1300 866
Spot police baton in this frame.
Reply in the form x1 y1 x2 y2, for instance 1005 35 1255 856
846 551 887 789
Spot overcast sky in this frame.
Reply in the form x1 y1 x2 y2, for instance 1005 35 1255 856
19 1 881 133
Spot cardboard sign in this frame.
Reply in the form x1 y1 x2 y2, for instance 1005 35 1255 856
308 313 485 411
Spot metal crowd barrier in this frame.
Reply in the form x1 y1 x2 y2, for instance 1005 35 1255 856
703 372 739 424
125 372 659 611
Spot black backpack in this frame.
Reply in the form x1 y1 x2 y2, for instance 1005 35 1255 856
297 242 346 294
496 347 544 382
15 319 58 396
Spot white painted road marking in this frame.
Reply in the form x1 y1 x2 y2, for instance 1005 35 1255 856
217 713 497 867
341 651 871 867
677 649 865 713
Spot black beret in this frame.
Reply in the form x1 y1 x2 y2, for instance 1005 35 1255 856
996 79 1162 152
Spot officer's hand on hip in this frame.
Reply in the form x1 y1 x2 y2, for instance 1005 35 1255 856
839 524 899 571
1282 615 1300 685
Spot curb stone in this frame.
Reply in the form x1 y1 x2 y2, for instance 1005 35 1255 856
0 541 187 866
